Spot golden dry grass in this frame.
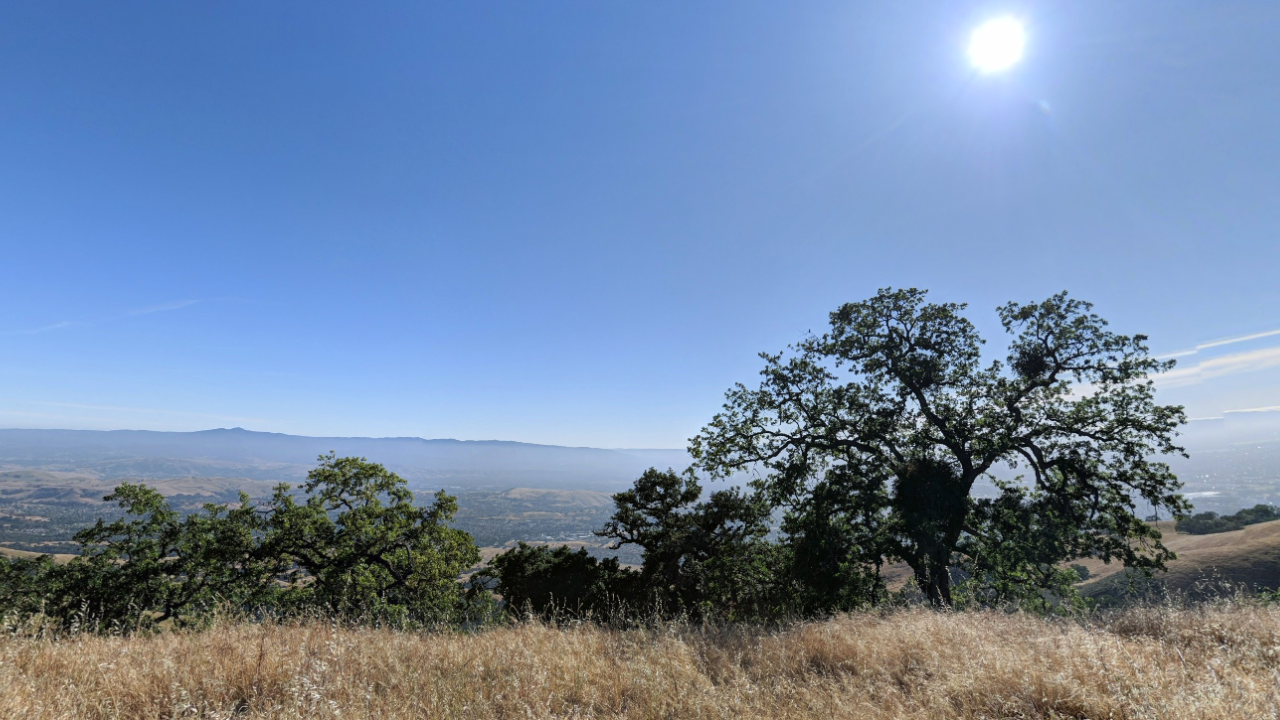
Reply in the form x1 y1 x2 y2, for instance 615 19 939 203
2 603 1278 719
0 545 76 564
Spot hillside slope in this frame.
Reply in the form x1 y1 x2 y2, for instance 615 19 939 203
0 545 74 563
1081 519 1280 600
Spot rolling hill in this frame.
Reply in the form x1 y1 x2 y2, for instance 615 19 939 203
1080 519 1280 601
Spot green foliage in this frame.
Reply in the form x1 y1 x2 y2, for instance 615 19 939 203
58 483 277 627
689 288 1189 609
779 465 891 614
596 468 791 621
261 453 481 624
1235 504 1280 525
949 479 1099 612
0 555 59 618
1176 505 1280 535
477 542 636 620
1177 512 1244 535
483 468 795 622
0 454 483 631
0 288 1202 627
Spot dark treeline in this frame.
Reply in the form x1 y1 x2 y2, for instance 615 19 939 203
2 289 1203 629
1175 505 1280 535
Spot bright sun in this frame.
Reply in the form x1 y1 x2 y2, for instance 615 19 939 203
969 18 1025 73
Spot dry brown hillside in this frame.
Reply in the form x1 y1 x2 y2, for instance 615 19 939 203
1079 519 1280 599
0 545 75 563
0 469 278 504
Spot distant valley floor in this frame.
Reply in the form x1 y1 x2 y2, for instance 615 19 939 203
0 469 639 562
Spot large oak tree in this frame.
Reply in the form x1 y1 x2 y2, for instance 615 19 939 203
690 288 1189 606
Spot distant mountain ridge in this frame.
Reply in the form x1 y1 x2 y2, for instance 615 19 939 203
0 428 691 490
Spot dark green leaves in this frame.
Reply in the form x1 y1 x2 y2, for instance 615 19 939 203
0 454 483 631
477 543 636 620
595 467 778 619
262 453 481 623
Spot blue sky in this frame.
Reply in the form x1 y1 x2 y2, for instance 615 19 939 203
1 1 1278 448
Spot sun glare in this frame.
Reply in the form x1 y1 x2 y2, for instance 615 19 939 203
969 18 1025 73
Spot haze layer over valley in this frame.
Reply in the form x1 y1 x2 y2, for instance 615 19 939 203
0 427 689 490
2 418 1279 561
0 428 686 558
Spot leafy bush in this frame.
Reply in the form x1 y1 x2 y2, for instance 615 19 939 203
257 454 481 624
476 543 636 620
596 468 788 619
1176 512 1244 535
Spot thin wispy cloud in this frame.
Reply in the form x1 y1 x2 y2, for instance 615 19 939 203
1155 349 1199 360
22 320 73 334
128 299 200 316
2 297 244 345
1158 327 1280 359
1196 328 1280 350
1155 345 1280 388
1 320 74 336
1223 404 1280 414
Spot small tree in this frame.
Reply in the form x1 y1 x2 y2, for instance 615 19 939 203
263 453 481 624
0 554 60 619
691 288 1189 607
478 542 636 620
54 483 273 628
0 454 484 630
596 467 786 619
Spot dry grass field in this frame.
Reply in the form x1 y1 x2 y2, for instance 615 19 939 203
0 545 76 563
2 603 1278 719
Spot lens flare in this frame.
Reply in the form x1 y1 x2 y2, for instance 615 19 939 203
969 18 1025 73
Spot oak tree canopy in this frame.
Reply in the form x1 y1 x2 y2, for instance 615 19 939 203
690 288 1188 606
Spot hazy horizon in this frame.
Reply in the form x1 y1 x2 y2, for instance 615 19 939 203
2 2 1278 448
2 413 1280 454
